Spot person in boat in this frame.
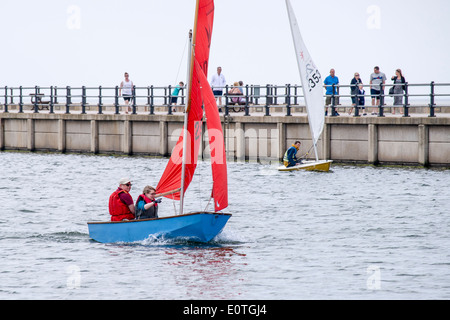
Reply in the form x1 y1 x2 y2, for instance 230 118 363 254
135 186 161 220
108 178 135 221
283 141 302 167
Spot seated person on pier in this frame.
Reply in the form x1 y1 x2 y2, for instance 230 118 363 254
135 186 161 219
283 141 302 168
228 82 245 105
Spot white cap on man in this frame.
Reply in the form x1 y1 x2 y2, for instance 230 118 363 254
119 178 131 185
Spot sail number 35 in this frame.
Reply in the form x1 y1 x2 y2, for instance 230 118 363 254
306 64 322 92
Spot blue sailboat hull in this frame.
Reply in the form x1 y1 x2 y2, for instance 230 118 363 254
87 212 231 243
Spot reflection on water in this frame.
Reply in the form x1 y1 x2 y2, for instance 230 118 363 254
162 246 247 299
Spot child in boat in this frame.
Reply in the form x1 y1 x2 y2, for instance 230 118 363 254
135 186 161 219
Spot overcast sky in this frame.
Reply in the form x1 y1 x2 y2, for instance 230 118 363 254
1 0 449 89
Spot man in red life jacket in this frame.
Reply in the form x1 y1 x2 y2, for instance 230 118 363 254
108 178 135 221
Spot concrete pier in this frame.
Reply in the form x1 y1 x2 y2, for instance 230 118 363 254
0 107 449 167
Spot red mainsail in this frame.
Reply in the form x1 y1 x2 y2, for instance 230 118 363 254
157 0 227 211
195 60 228 211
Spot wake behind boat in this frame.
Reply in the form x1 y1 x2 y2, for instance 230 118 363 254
88 0 231 244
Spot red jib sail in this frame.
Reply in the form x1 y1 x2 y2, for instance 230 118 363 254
156 0 216 201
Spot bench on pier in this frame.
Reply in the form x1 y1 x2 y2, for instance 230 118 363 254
225 89 246 112
29 93 50 110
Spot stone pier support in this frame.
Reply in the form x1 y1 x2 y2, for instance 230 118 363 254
0 112 448 167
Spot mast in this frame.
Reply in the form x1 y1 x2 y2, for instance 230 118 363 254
313 143 319 162
180 0 200 215
180 30 193 216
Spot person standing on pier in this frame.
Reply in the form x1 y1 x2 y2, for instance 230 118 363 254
210 66 226 110
171 81 184 112
119 72 134 114
391 69 406 115
348 72 363 115
370 66 387 115
357 83 366 115
109 178 135 221
324 69 340 116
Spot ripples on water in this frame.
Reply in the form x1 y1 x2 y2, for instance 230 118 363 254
0 152 449 299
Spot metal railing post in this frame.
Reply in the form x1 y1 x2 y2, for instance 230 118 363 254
149 85 154 115
403 82 410 117
132 85 137 115
164 86 168 107
274 85 278 105
3 86 8 113
265 84 271 116
50 86 54 114
146 86 151 110
378 91 385 117
294 85 298 105
19 86 23 113
67 86 72 105
81 86 86 114
180 87 185 106
286 84 292 116
114 86 119 114
9 88 14 105
244 84 250 116
224 85 229 116
34 86 39 113
54 86 58 104
167 85 172 115
65 86 71 114
98 86 103 114
429 81 435 117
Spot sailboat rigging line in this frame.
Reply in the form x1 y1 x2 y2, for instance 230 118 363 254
172 200 178 215
203 195 213 212
174 34 190 85
300 144 314 159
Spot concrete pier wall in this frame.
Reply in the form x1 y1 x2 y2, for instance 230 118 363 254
0 112 449 167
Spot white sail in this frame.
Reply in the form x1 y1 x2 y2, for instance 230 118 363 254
285 0 324 156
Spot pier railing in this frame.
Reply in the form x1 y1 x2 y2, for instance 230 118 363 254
1 82 450 117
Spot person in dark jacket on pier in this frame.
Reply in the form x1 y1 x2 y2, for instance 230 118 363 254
348 72 363 115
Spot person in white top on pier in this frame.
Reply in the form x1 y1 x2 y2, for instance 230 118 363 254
119 72 133 114
210 66 226 110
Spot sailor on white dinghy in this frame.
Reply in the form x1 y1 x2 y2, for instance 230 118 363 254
283 141 303 168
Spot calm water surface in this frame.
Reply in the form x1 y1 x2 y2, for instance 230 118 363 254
0 152 449 299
